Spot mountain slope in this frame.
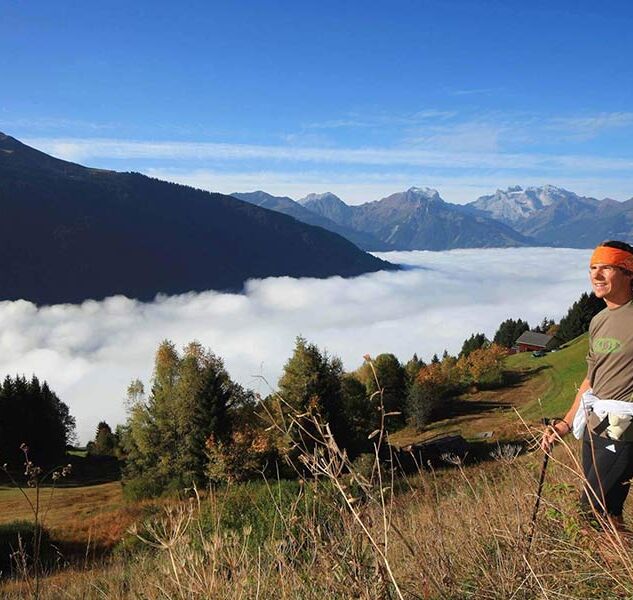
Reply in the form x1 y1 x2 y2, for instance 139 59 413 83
299 192 355 227
302 187 530 250
231 191 387 250
0 133 396 304
530 199 633 247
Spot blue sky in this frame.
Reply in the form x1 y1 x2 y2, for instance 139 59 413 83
2 0 633 203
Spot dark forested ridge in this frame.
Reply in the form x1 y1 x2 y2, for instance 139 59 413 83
0 133 396 305
231 191 388 251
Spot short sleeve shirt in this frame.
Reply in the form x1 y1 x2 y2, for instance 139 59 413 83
587 301 633 401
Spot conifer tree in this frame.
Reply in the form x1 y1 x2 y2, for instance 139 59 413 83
459 333 488 358
404 353 425 389
89 421 118 456
493 318 530 348
558 292 605 342
0 375 74 465
121 340 249 496
356 353 406 425
278 336 347 450
340 374 377 458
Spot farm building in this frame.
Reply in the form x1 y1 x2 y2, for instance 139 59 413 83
514 331 556 353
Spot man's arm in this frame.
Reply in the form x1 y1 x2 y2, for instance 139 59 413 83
541 377 590 451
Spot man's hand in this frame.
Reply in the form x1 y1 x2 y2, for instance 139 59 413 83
541 420 571 452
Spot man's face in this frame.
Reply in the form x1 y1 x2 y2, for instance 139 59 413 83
590 263 633 301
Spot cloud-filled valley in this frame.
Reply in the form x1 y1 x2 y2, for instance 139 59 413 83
0 248 591 442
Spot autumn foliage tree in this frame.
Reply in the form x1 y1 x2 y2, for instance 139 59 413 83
406 345 507 429
205 403 286 483
456 344 506 388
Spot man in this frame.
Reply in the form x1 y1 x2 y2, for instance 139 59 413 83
542 240 633 528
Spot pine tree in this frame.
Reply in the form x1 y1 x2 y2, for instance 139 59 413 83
459 333 488 358
533 318 555 334
0 375 74 465
404 353 425 390
340 374 376 458
558 292 605 342
356 353 406 425
278 336 347 451
493 318 530 348
90 421 118 456
121 340 249 496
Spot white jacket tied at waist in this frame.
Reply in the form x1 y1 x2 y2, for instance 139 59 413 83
572 389 633 439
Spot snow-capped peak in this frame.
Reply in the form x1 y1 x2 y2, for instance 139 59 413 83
469 185 588 224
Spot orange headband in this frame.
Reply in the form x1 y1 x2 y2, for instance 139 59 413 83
590 246 633 272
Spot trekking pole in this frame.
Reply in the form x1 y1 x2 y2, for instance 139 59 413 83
525 417 553 560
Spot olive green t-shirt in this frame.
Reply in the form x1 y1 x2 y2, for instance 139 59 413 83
587 300 633 401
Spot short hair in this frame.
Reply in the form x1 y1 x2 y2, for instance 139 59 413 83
600 240 633 254
599 240 633 284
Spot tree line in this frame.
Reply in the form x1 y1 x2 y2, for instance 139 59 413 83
0 375 75 466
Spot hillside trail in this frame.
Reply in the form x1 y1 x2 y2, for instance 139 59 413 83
391 364 550 447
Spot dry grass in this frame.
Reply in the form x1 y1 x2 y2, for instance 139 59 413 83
0 482 161 550
1 343 627 599
2 439 630 599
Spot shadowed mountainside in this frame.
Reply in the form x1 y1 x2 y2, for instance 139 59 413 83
231 191 388 250
0 133 396 305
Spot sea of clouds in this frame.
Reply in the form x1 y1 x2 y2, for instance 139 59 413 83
0 248 592 443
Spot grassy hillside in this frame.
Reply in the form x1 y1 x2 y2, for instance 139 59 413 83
512 333 589 419
391 333 589 447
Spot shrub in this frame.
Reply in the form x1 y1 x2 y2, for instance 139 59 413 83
122 474 165 501
0 520 52 576
197 479 340 550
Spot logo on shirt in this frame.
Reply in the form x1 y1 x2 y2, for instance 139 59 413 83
593 337 623 354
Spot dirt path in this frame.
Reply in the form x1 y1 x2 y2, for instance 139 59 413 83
391 365 550 447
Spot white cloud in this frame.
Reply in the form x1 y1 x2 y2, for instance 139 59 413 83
546 112 633 141
304 109 458 130
0 248 591 444
23 136 633 173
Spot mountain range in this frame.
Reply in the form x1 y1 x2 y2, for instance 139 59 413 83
3 130 632 307
232 185 633 250
0 133 395 305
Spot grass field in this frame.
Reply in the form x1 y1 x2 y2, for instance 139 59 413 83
514 333 589 419
0 481 158 553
